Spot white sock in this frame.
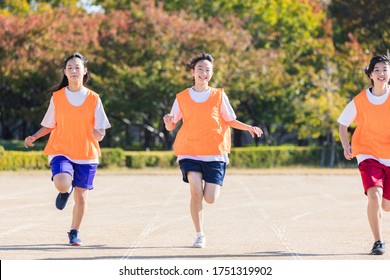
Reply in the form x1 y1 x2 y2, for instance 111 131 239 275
196 232 204 238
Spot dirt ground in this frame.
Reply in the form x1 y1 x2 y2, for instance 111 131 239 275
1 168 389 260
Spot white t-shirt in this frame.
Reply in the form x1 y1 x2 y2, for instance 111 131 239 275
338 88 390 165
169 87 237 163
41 86 111 164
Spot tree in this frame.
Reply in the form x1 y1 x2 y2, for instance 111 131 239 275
92 2 266 149
291 16 371 166
0 0 29 15
0 9 103 139
0 2 268 150
0 0 92 16
329 0 390 54
0 0 377 158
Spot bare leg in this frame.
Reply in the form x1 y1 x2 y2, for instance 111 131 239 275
188 172 204 233
53 173 72 193
382 197 390 212
71 187 88 230
367 186 383 241
204 183 221 204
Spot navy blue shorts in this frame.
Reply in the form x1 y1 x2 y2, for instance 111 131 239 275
178 159 226 186
50 156 98 190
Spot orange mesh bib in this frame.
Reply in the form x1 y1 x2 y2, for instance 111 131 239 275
44 88 101 160
352 89 390 158
173 88 231 156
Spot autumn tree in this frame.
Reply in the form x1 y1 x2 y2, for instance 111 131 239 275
93 1 270 149
0 0 379 164
0 9 104 140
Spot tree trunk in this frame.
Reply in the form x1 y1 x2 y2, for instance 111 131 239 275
329 133 336 167
320 142 326 167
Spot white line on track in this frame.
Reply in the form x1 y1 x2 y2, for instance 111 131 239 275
0 211 59 239
121 186 181 259
237 179 302 259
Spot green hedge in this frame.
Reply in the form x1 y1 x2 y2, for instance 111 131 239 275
0 150 49 171
0 145 352 171
0 148 127 171
99 148 126 168
0 140 45 151
125 151 177 168
229 146 323 168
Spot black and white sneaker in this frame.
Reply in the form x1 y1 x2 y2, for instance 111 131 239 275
371 240 385 255
55 187 73 210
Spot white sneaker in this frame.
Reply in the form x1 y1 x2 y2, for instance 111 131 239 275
193 236 206 248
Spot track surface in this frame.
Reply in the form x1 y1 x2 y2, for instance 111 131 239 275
1 169 389 260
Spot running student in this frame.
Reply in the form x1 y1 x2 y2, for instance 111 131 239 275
163 52 263 248
338 54 390 255
24 52 111 246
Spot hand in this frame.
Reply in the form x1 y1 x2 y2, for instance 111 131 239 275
24 135 36 148
249 126 263 138
163 114 174 126
343 146 353 160
93 129 105 142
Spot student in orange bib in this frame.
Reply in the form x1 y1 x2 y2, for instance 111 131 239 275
338 54 390 255
24 52 111 246
163 52 263 248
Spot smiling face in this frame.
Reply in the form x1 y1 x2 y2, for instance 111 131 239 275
370 61 390 86
191 59 213 87
64 57 87 83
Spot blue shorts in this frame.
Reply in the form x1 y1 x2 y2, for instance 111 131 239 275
178 159 226 186
49 156 98 190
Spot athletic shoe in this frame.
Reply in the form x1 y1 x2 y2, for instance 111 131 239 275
55 187 73 210
371 240 385 255
68 229 82 246
193 236 206 248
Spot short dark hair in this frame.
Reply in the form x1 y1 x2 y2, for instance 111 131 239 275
365 55 390 85
186 52 214 85
187 52 214 70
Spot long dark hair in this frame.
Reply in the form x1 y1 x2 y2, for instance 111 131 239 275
54 52 90 91
365 55 390 86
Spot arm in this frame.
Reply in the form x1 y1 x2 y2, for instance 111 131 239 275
163 98 180 131
226 119 263 138
94 98 110 142
24 126 54 148
338 124 353 160
220 91 262 138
